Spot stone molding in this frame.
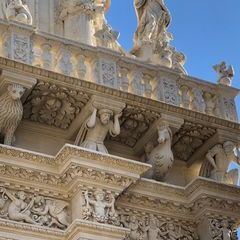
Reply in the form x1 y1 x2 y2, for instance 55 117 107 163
0 57 239 134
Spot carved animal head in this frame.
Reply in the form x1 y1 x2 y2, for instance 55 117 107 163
157 123 172 144
7 84 25 100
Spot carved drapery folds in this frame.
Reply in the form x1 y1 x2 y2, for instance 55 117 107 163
0 187 70 229
132 0 187 72
1 0 32 25
24 81 90 129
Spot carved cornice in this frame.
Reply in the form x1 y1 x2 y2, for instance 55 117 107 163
0 57 239 132
117 178 240 221
0 144 150 197
55 144 151 175
65 220 129 240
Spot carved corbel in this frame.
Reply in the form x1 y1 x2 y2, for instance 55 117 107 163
0 69 36 100
0 70 36 145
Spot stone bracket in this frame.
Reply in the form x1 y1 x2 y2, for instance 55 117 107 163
0 70 37 101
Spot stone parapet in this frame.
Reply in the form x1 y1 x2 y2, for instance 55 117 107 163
0 20 238 123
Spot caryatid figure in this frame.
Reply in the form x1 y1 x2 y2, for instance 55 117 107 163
132 0 171 52
75 107 122 154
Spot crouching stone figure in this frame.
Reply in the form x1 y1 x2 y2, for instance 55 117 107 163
0 84 25 145
75 107 122 154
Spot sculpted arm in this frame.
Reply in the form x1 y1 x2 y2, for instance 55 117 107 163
110 112 122 136
206 152 218 170
86 108 97 129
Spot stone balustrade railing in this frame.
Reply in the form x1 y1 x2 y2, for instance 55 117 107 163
0 20 238 122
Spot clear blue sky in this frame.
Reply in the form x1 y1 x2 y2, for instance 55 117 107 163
106 0 240 119
107 1 240 235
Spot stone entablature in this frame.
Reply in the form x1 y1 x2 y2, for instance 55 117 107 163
0 20 238 123
0 144 239 239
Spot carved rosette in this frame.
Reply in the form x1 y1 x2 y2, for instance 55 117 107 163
23 81 90 129
109 105 161 148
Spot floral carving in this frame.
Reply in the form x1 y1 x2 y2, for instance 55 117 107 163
0 188 70 229
24 81 89 129
173 121 216 161
109 106 160 148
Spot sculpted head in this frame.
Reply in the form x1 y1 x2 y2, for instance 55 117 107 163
99 109 113 125
223 141 235 154
157 122 172 144
7 84 25 100
168 223 175 231
17 191 26 200
94 189 105 201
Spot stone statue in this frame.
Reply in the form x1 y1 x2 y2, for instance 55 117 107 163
0 188 36 224
121 215 141 240
83 189 117 223
171 48 187 74
205 141 240 184
0 188 70 229
75 107 122 153
133 0 171 49
144 122 174 181
31 196 70 229
213 61 234 86
2 0 32 25
0 84 25 145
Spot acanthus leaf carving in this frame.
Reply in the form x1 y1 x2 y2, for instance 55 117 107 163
23 81 90 129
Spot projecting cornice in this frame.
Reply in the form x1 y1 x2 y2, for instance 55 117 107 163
0 57 239 133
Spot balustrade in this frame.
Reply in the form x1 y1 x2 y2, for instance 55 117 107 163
0 21 238 122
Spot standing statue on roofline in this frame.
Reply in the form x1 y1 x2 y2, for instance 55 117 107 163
132 0 171 54
1 0 32 25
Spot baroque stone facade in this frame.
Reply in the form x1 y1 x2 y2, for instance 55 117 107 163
0 1 239 240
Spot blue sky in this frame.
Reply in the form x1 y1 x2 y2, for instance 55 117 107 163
106 0 240 119
107 1 240 235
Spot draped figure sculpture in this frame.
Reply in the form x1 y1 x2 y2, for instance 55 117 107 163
1 0 32 25
132 0 171 53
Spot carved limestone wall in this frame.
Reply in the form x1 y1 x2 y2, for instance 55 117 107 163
0 21 237 123
0 187 70 229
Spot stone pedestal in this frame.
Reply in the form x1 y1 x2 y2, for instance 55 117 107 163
64 13 94 45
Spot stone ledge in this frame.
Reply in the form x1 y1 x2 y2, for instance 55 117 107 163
0 57 239 131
